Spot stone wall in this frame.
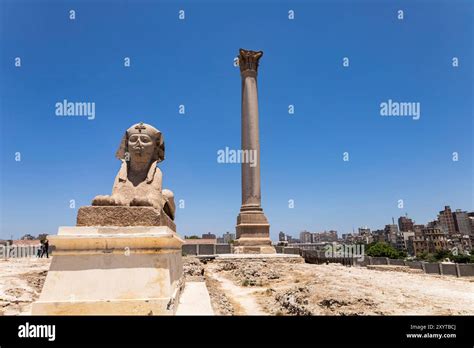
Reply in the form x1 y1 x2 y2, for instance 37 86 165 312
441 263 457 276
0 244 44 258
182 244 232 256
275 246 305 255
424 263 440 274
388 259 405 266
371 257 389 265
405 261 423 270
458 264 474 277
216 244 232 254
298 251 474 278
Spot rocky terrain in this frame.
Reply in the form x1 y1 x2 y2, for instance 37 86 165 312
0 258 50 315
199 256 474 315
1 256 473 316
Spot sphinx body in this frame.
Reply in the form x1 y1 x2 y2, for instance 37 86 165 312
92 122 175 220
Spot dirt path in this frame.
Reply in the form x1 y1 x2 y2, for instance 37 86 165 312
209 271 268 315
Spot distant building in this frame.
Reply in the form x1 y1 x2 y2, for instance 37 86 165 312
413 224 425 236
427 219 443 231
460 235 472 253
341 233 353 242
286 236 300 244
438 206 456 235
220 232 235 244
300 231 312 244
215 232 235 244
384 224 399 245
278 231 286 242
395 233 405 251
425 228 448 252
412 227 447 256
406 236 415 256
311 230 338 243
398 216 414 232
453 210 471 235
468 212 474 236
400 231 415 253
202 233 216 239
357 227 373 244
372 229 387 243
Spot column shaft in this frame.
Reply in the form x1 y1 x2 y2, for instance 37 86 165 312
241 72 261 209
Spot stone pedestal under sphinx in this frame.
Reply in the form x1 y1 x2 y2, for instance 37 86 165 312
32 220 183 315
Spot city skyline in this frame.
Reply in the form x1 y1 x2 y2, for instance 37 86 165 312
279 205 473 239
3 203 473 241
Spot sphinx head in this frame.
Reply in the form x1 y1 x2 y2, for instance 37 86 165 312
115 122 165 165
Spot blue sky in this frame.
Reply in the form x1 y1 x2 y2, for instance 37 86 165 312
0 0 472 240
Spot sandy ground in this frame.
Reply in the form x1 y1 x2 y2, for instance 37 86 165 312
198 257 474 315
0 258 50 315
210 272 267 315
1 257 473 316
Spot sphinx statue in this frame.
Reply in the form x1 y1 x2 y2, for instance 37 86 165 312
92 122 175 221
33 122 184 315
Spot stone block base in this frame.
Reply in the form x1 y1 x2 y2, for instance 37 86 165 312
77 206 176 231
235 210 276 254
233 236 276 254
233 245 276 254
32 295 183 316
32 226 184 315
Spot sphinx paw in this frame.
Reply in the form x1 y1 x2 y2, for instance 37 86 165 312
130 197 153 207
92 195 115 206
92 195 126 206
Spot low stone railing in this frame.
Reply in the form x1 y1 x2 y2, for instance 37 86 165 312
182 244 232 256
298 250 474 277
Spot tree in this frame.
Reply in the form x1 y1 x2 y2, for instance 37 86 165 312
416 251 428 261
433 249 450 261
184 235 200 239
450 253 473 264
398 250 408 259
37 233 49 241
366 242 400 259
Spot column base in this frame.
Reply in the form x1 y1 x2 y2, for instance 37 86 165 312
233 245 276 254
235 210 276 254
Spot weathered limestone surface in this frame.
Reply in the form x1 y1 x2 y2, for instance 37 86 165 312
32 226 184 315
77 206 176 231
234 49 275 254
91 122 176 221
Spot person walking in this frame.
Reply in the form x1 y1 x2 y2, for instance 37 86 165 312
42 239 49 258
36 241 42 258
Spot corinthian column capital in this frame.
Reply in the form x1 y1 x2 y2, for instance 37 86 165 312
238 48 263 76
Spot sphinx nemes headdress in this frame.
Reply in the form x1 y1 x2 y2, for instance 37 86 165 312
115 122 165 163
